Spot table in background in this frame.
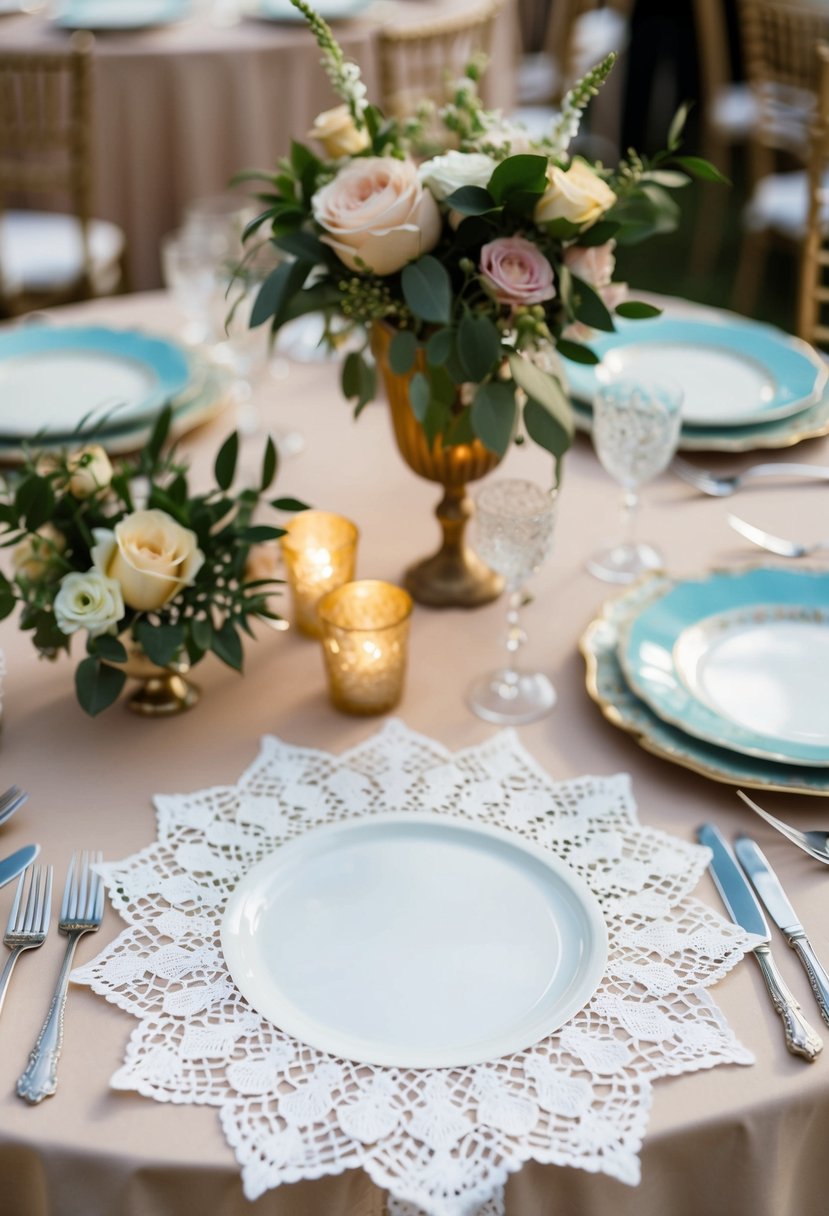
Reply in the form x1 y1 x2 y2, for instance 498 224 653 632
0 291 827 1216
0 0 517 291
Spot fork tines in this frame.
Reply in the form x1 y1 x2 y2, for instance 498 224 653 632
0 786 29 827
61 851 104 927
8 864 53 938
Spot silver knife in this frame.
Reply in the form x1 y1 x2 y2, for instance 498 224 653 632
735 836 829 1029
0 845 39 890
698 824 823 1061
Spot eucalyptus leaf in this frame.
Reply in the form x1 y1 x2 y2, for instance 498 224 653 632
240 525 284 543
76 657 126 717
614 300 663 319
570 275 615 332
134 619 185 668
271 496 310 512
389 329 418 376
556 337 600 365
402 256 452 324
426 328 454 367
250 258 312 329
457 314 502 382
487 155 547 204
409 372 430 422
88 634 128 664
191 616 213 652
443 185 496 215
471 382 516 456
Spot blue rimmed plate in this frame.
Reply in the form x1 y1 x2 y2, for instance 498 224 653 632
618 566 829 767
54 0 190 27
249 0 370 21
563 314 827 427
580 573 829 796
0 326 192 440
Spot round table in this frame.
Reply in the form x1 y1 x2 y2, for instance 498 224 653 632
1 0 517 290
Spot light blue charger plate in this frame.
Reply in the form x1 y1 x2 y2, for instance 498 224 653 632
250 0 369 20
563 314 826 428
618 566 829 768
0 325 192 439
54 0 189 28
580 572 829 796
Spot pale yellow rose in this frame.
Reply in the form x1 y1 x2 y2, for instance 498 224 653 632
311 157 441 275
534 159 616 229
12 524 66 581
308 105 370 158
54 569 124 638
92 509 204 612
67 444 113 499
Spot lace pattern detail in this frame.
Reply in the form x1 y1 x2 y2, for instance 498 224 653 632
73 721 754 1216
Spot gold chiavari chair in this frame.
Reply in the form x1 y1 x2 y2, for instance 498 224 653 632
732 0 829 314
377 0 504 118
797 43 829 348
0 34 126 317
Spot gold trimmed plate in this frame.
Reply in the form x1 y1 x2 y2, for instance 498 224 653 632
580 570 829 795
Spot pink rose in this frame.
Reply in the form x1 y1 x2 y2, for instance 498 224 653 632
479 236 556 308
563 240 616 288
311 157 440 275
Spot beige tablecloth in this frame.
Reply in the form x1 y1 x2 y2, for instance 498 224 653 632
2 0 516 291
0 291 828 1216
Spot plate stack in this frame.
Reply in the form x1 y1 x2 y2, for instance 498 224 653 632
564 309 829 453
581 564 829 796
0 325 232 462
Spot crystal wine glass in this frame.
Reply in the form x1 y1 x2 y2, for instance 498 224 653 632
587 373 683 583
467 478 558 725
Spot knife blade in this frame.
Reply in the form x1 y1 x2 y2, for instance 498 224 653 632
698 824 823 1061
735 835 829 1029
0 845 39 890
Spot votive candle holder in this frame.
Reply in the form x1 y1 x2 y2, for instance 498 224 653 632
317 580 413 715
280 510 359 638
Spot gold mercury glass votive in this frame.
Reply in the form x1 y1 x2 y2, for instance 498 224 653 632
317 580 413 715
280 510 359 638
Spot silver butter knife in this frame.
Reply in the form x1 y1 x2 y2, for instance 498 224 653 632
0 845 40 890
735 836 829 1029
698 824 823 1061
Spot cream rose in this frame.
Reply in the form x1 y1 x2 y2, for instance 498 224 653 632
311 157 441 275
418 151 497 202
307 105 370 158
54 570 124 638
12 524 66 581
92 509 204 612
534 159 616 229
67 444 113 499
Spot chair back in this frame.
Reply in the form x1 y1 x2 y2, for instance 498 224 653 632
797 42 829 347
377 0 503 118
0 34 95 299
738 0 829 159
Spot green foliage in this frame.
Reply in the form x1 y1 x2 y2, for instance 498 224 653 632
401 257 452 324
0 415 298 716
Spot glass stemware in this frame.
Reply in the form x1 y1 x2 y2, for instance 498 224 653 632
467 478 558 725
587 373 683 583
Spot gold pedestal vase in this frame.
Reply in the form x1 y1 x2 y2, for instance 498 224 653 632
110 642 200 717
372 322 503 609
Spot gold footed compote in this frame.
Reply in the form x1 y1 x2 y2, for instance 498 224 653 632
110 644 200 717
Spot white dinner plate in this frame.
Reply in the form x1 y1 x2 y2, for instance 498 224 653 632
619 566 829 767
562 315 827 427
0 325 191 439
221 813 608 1068
54 0 189 28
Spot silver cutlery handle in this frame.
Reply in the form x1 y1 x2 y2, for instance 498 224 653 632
17 932 82 1104
753 945 823 1061
746 463 829 481
789 933 829 1029
0 946 23 1020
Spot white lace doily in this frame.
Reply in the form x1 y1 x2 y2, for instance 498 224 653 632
74 721 755 1216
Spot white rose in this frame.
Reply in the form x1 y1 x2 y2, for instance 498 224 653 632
67 444 113 499
92 508 204 612
54 569 124 638
418 151 497 202
311 157 441 275
12 523 66 581
534 159 617 229
307 105 370 159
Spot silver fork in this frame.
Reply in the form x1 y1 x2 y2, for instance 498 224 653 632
0 865 52 1018
738 790 829 864
727 512 829 558
672 455 829 497
0 786 29 828
17 851 104 1105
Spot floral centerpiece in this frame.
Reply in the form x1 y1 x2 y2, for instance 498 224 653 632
0 410 304 716
240 1 722 603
